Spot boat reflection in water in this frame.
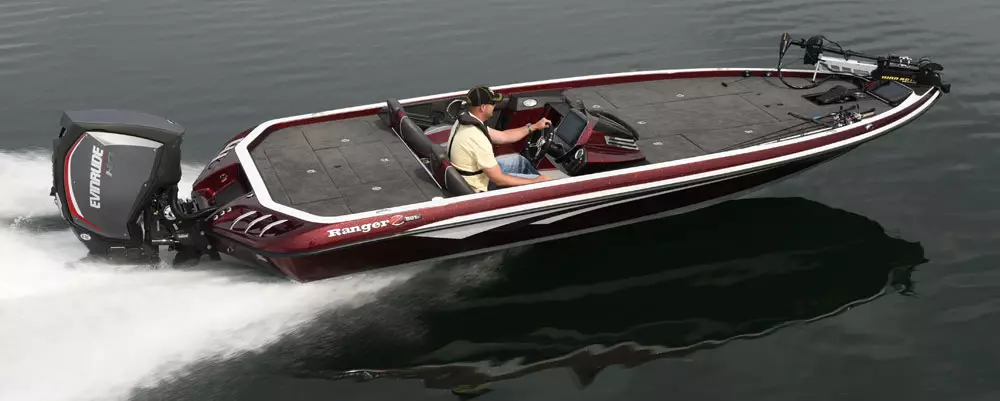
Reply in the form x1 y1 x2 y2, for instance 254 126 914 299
296 196 925 398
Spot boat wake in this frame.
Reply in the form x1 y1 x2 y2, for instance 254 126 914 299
0 150 493 401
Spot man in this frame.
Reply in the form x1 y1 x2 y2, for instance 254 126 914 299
447 86 553 192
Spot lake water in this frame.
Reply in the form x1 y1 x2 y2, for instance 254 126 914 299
1 0 999 400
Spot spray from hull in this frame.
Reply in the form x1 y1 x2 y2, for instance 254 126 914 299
0 150 421 401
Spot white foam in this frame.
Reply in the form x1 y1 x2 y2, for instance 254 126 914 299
0 150 61 219
0 254 416 401
1 259 418 401
0 150 421 401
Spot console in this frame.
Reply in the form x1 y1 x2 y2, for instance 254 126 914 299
548 108 593 175
520 100 646 176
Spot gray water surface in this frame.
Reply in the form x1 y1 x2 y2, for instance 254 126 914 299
2 0 999 400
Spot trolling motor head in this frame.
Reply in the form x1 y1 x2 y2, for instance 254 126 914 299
803 36 825 65
777 32 951 93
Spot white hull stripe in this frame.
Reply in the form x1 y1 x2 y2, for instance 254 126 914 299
411 208 570 240
531 168 765 225
407 168 769 240
233 68 938 227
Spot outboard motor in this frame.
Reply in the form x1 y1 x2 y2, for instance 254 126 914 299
51 110 217 265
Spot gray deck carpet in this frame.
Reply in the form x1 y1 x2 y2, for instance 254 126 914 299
250 76 891 216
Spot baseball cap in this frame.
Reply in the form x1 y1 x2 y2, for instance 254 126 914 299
465 85 504 106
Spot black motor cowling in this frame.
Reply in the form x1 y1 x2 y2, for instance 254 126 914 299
51 109 215 264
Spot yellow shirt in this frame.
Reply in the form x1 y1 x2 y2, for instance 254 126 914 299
446 117 496 192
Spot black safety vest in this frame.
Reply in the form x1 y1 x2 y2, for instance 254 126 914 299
447 113 492 176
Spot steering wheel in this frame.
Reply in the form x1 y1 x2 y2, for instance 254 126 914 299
523 125 555 167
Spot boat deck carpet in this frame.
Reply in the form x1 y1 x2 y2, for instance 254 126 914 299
249 115 447 217
250 76 892 216
564 76 891 162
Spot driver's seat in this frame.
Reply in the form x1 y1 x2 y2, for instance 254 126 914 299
422 122 475 195
423 123 453 139
443 165 476 195
382 99 476 196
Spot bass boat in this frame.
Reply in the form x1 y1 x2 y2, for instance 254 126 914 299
49 33 950 281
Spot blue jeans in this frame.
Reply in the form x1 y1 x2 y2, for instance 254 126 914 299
488 154 540 190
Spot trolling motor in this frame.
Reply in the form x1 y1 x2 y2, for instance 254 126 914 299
50 110 220 266
777 32 951 93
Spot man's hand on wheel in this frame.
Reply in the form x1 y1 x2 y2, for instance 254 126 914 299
531 118 552 131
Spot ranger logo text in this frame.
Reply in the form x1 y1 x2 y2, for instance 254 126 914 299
328 219 390 237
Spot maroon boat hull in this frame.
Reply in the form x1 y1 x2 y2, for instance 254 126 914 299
191 67 943 282
213 149 848 281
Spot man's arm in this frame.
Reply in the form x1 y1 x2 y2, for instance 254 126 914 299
487 118 552 144
483 164 550 187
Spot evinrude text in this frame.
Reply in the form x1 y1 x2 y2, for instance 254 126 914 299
89 145 104 208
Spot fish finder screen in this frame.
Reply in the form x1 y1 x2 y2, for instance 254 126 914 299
869 80 913 105
554 110 588 145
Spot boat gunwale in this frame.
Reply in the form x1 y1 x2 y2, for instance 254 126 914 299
232 68 938 230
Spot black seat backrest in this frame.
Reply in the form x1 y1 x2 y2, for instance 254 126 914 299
385 98 476 196
385 98 406 132
444 165 476 195
386 99 445 162
400 114 446 164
